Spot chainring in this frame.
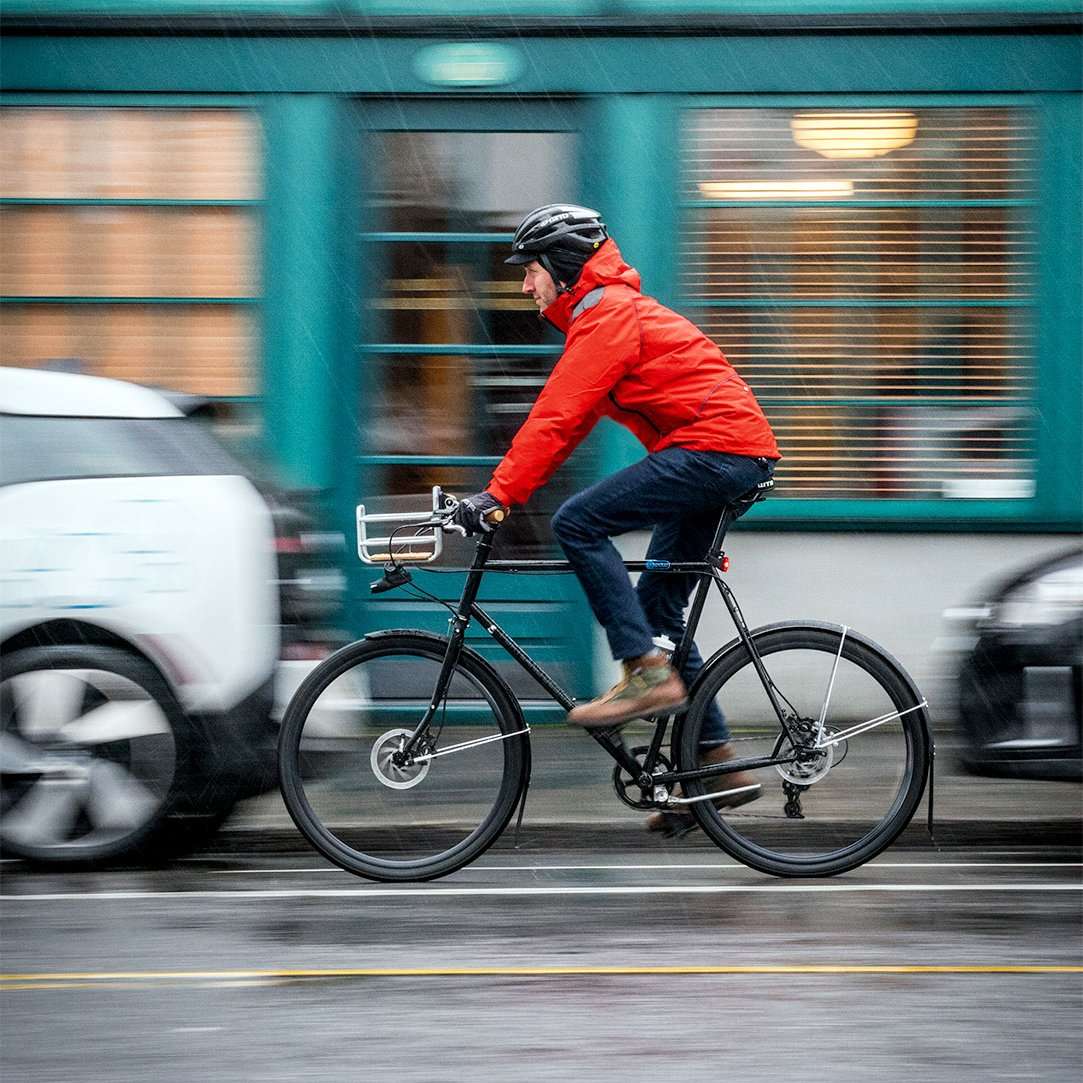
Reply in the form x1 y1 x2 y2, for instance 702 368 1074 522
612 746 673 811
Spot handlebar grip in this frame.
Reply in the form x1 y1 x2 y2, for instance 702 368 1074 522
485 508 507 525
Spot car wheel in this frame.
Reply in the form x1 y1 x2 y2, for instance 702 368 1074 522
0 646 193 867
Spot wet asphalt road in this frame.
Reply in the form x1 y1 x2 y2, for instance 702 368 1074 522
3 841 1082 1083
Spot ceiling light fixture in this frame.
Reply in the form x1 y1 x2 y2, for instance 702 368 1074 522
790 111 919 159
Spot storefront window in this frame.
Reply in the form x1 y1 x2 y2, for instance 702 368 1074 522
680 107 1036 501
361 129 580 555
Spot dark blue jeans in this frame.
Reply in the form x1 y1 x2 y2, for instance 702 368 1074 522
551 448 774 745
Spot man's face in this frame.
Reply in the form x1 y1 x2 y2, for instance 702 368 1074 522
521 260 558 311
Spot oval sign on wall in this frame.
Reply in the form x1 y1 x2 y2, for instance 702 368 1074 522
413 43 523 88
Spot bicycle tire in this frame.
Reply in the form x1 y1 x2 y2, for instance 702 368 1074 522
674 623 930 877
278 632 529 882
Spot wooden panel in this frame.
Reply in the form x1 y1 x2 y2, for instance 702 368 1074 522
0 108 260 200
1 304 256 397
2 205 255 298
0 110 76 199
0 207 73 294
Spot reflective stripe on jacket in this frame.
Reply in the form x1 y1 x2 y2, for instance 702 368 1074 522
487 239 780 507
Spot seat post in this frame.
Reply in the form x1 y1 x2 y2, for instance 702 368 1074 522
708 505 736 558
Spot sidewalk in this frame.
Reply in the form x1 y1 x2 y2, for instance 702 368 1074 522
215 729 1082 855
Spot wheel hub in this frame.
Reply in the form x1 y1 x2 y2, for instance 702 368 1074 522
370 728 431 790
776 719 835 786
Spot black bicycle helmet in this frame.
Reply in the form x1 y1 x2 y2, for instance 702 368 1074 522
505 204 608 288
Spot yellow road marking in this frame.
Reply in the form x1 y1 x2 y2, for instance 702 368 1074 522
2 964 1081 988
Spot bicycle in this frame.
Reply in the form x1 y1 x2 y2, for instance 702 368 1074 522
278 485 933 883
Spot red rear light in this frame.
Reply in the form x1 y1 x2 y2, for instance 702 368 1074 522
282 642 331 661
721 555 731 573
275 536 304 554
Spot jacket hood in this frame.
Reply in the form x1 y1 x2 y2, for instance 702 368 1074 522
541 239 641 333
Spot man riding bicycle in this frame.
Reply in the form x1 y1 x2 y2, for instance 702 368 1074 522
452 204 780 825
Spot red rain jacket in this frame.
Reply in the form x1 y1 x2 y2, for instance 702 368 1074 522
487 239 780 508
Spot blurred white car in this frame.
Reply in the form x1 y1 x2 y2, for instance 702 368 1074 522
0 367 280 865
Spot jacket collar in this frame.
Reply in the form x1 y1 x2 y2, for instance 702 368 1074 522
540 239 640 334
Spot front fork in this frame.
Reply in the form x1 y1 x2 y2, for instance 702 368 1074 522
399 537 495 759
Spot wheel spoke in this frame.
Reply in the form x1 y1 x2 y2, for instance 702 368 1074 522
10 671 87 739
2 778 86 845
87 761 161 830
415 728 531 763
815 625 848 744
61 700 170 746
815 701 929 748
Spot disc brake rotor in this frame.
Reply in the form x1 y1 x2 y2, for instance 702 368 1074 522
370 728 430 790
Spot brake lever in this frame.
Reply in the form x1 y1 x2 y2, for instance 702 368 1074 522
437 495 469 537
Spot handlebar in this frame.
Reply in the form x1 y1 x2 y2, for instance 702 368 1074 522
432 491 507 537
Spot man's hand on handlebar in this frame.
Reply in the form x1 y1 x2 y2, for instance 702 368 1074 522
450 491 507 536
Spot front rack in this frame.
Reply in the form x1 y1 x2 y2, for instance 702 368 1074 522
356 485 453 565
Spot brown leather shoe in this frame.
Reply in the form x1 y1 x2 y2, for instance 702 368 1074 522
700 742 763 803
644 741 762 832
568 657 687 730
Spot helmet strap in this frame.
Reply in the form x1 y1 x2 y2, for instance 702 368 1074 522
539 253 573 295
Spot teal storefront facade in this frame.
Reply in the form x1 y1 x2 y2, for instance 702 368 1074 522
2 2 1080 705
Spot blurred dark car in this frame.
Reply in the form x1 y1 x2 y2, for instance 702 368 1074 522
947 547 1082 781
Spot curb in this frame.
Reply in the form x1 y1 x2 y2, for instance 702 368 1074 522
208 818 1082 857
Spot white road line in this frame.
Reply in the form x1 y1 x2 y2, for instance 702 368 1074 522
2 884 1081 902
206 861 1083 875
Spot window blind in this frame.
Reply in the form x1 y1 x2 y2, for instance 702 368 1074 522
680 107 1036 503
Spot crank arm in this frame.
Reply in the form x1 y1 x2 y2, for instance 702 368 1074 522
667 782 763 807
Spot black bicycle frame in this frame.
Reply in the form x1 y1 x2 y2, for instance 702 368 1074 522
400 505 798 792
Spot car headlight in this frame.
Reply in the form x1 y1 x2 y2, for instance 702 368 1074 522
993 564 1083 627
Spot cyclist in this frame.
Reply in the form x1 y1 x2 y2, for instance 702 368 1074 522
452 204 780 825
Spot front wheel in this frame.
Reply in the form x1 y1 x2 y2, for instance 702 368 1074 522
278 633 529 882
675 625 930 877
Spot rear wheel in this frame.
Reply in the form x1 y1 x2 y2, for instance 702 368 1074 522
278 634 529 882
676 625 929 877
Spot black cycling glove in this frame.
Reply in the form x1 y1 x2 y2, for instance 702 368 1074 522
451 491 505 535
